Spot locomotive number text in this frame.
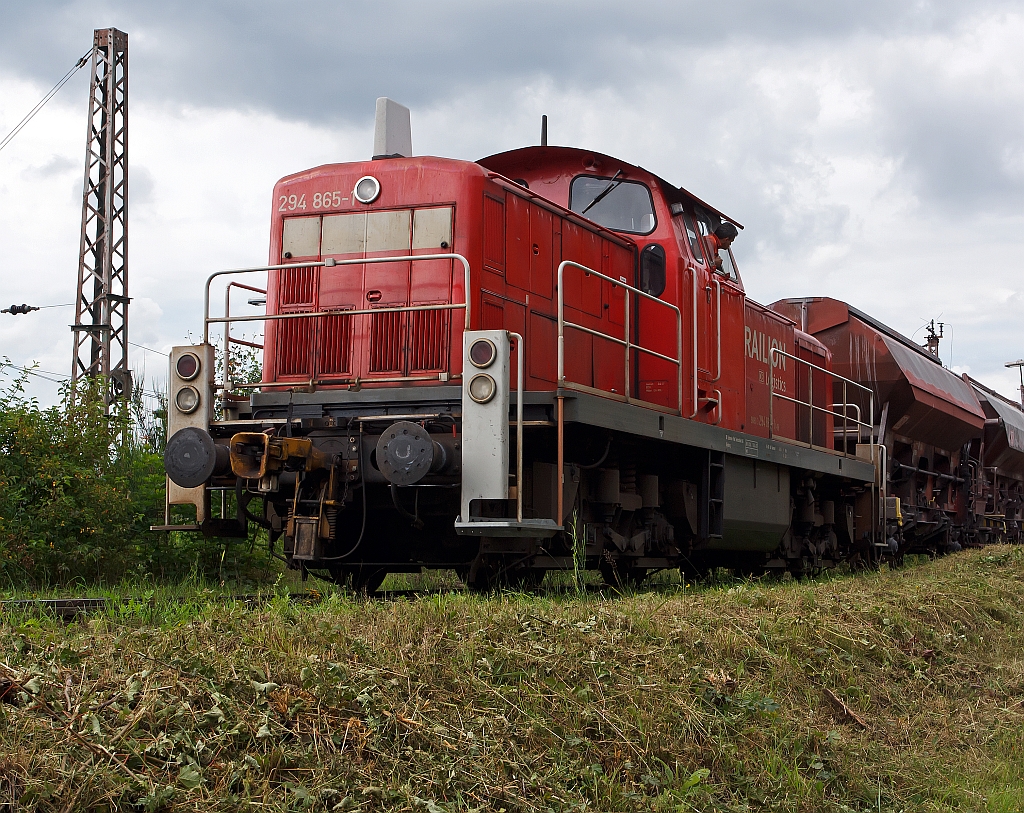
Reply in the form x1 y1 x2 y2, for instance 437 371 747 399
279 191 351 212
278 194 307 212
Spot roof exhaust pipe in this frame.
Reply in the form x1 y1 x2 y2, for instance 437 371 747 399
372 97 412 159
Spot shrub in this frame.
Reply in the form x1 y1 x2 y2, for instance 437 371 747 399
0 363 273 586
0 370 141 584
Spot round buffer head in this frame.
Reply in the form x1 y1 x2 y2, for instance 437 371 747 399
375 420 437 486
165 427 225 488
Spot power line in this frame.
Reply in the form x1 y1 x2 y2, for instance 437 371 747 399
0 362 165 400
128 341 168 357
0 362 65 384
2 303 73 315
0 48 94 154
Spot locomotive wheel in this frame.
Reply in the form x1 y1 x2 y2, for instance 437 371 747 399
600 556 647 590
351 567 387 595
462 557 545 592
327 565 387 595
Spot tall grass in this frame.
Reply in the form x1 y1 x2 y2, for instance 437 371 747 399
1 548 1022 811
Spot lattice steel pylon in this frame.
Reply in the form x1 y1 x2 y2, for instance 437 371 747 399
71 28 130 407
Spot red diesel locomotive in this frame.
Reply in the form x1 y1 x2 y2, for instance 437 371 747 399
159 99 1023 588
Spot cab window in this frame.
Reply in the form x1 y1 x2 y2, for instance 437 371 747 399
681 211 705 264
569 175 656 235
718 247 741 284
694 207 741 285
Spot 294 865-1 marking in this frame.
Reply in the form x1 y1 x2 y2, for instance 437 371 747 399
279 191 349 212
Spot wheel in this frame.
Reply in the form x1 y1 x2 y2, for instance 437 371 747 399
328 566 388 595
600 555 647 589
352 567 388 595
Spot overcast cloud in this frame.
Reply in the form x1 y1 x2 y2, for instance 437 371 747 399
1 0 1022 404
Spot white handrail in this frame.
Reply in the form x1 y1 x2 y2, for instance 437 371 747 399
768 347 875 457
203 253 472 394
688 267 698 417
508 331 525 523
556 260 684 414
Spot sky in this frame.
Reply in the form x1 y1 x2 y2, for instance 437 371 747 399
1 0 1023 406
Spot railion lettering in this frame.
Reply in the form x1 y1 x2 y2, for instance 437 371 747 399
744 326 787 369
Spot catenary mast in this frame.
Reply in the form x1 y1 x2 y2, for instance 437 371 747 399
71 28 130 407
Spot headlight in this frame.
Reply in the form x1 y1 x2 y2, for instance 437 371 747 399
469 338 496 368
354 176 380 204
175 351 200 381
175 386 201 414
468 373 496 404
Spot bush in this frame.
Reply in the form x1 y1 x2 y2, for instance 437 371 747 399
0 364 273 586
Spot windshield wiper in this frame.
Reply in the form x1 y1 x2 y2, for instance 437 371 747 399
580 170 624 215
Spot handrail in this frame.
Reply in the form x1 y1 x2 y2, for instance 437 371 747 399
711 278 722 383
224 281 268 385
509 331 525 523
831 402 863 451
688 267 698 417
556 260 684 415
203 253 471 394
768 347 875 459
770 347 880 546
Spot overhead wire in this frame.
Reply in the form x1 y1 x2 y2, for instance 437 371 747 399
128 341 169 356
0 48 94 154
0 362 166 400
2 310 170 359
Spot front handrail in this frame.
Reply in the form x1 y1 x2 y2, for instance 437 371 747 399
203 253 471 393
768 347 875 458
508 332 525 523
556 260 684 415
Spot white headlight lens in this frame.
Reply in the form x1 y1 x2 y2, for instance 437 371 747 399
175 386 200 414
354 176 380 204
468 374 496 404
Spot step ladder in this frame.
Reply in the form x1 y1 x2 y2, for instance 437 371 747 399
700 450 725 541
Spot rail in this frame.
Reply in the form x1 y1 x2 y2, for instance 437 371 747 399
203 253 472 395
556 260 684 414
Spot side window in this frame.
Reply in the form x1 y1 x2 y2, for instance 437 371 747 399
640 244 666 297
720 247 741 284
681 212 705 264
694 207 740 283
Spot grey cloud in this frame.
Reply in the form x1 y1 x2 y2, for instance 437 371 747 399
131 165 155 205
23 154 78 179
1 0 1017 125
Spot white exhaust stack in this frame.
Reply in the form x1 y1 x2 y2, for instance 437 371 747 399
373 97 412 159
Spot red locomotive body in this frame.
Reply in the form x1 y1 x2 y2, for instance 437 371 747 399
158 102 1019 586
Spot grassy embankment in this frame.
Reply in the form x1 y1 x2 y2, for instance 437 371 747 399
1 548 1023 812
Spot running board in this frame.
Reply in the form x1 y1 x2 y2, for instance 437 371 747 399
455 519 562 537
